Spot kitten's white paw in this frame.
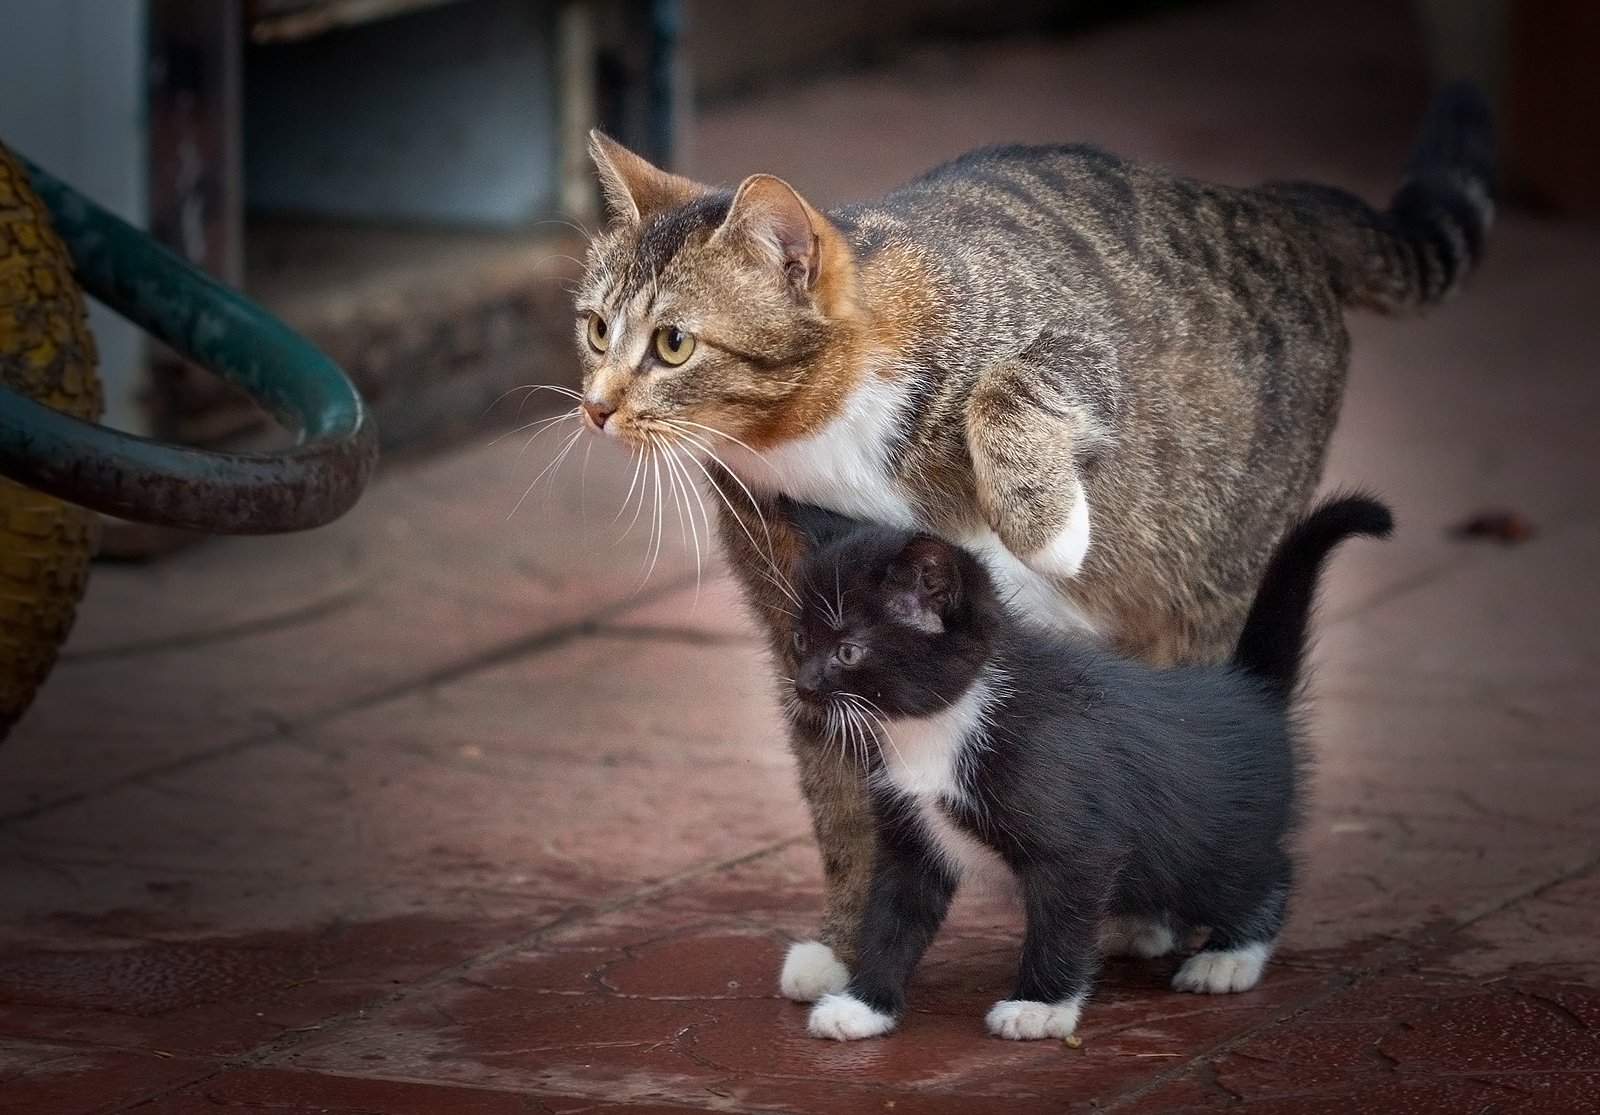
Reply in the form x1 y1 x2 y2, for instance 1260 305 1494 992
1172 942 1271 994
985 995 1084 1041
1024 481 1092 579
780 940 850 1002
808 992 897 1041
1101 915 1177 959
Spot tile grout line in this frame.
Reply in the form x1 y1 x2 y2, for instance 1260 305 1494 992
2 571 706 829
106 832 809 1114
1092 845 1600 1112
55 581 376 666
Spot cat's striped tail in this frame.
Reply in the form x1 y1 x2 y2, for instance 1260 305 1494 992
1232 494 1394 701
1268 81 1496 313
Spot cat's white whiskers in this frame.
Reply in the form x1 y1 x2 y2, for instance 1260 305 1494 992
665 435 718 577
842 693 896 767
810 589 838 628
487 382 583 422
643 441 667 583
667 426 801 609
668 418 769 465
659 439 707 600
657 434 691 552
832 704 856 769
508 427 583 520
618 442 651 538
500 409 578 457
845 701 875 768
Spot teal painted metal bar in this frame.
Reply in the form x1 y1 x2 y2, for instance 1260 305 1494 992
0 156 378 535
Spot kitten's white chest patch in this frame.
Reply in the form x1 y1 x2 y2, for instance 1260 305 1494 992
724 369 921 527
877 674 1014 897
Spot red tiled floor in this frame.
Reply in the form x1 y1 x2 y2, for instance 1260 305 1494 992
2 0 1598 1111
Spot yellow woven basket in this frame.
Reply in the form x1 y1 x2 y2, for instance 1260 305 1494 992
0 141 102 740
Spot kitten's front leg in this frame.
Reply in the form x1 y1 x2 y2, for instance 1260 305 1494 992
808 795 957 1041
987 861 1106 1041
966 330 1119 581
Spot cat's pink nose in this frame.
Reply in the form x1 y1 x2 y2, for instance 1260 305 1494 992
582 400 615 430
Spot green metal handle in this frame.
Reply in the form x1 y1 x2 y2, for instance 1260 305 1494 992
0 157 377 535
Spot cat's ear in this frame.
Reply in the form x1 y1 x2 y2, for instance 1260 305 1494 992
588 131 704 224
777 497 862 551
712 174 822 291
884 536 961 634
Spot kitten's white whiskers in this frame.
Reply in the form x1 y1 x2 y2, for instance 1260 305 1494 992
843 693 897 766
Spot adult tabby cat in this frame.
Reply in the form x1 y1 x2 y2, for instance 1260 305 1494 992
571 83 1493 999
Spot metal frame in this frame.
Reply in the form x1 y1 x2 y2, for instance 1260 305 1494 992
0 157 377 534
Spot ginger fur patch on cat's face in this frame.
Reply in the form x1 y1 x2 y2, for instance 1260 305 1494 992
574 133 866 464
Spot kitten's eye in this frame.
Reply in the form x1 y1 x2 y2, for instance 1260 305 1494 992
835 642 865 667
654 326 695 366
586 312 610 353
792 630 807 653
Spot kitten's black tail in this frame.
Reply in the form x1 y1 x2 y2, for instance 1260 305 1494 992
1232 494 1395 700
1265 81 1495 313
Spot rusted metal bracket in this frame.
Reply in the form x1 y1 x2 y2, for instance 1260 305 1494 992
0 156 378 535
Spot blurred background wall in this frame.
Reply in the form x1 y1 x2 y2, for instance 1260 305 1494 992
0 0 1591 551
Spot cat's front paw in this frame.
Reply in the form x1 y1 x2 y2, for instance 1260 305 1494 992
1171 942 1271 994
1021 481 1092 580
779 940 850 1002
985 995 1084 1040
808 992 897 1041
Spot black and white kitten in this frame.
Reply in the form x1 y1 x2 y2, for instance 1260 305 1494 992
780 494 1393 1041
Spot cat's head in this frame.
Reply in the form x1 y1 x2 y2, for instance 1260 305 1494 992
789 526 1002 726
573 133 867 460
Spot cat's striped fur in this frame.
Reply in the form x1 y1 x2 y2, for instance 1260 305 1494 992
573 83 1493 972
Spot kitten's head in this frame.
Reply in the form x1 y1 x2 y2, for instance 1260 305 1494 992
573 134 866 458
790 526 1002 726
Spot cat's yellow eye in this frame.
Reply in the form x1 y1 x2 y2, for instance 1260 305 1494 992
585 312 610 353
654 326 695 366
836 642 864 667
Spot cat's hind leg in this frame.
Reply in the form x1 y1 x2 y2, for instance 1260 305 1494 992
1171 884 1288 995
776 717 876 1001
1172 940 1273 994
780 940 850 1002
966 330 1118 581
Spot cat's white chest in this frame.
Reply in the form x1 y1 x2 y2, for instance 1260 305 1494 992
717 367 1102 638
724 371 921 527
876 675 1014 896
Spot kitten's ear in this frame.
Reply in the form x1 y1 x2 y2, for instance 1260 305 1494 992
588 131 704 224
712 174 822 291
885 536 961 634
776 497 863 551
